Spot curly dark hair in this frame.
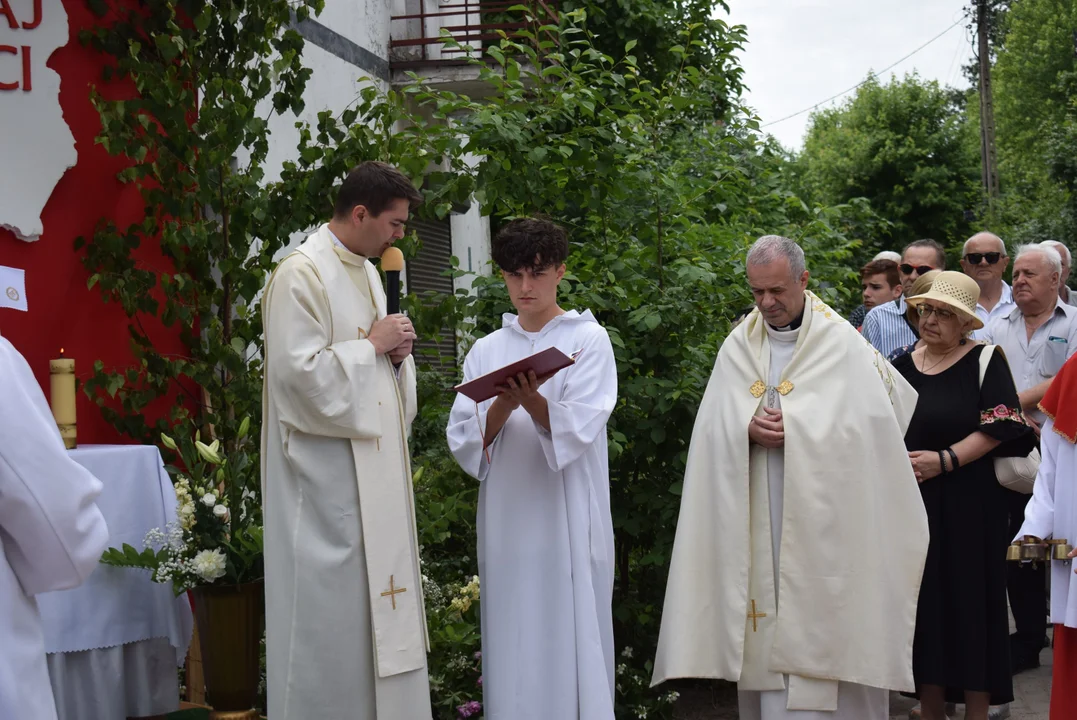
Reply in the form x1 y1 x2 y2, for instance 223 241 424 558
333 161 423 219
492 218 569 272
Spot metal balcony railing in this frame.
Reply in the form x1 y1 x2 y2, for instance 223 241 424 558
389 0 559 70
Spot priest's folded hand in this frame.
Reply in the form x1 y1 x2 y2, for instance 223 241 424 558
388 338 414 365
748 407 784 449
369 313 416 355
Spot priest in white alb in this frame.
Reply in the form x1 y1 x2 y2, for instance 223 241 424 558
446 218 618 720
261 162 431 719
652 235 929 719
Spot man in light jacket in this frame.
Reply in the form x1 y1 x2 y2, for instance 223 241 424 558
0 336 109 720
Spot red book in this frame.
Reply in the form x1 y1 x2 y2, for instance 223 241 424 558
453 347 583 403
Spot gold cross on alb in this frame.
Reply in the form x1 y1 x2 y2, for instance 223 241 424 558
747 599 767 632
380 574 407 610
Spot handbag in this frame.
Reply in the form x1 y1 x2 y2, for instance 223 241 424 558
978 345 1040 494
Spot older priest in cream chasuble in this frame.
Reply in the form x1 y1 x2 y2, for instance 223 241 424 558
261 224 430 720
652 292 928 719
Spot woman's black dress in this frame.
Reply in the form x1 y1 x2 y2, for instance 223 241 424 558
893 345 1037 705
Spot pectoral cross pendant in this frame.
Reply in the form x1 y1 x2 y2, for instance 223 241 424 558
748 599 767 632
381 574 407 610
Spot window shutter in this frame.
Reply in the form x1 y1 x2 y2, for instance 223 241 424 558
407 217 457 371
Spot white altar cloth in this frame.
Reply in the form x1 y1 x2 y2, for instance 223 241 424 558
38 445 194 718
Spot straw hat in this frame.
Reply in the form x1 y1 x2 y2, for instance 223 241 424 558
906 269 941 299
907 270 983 330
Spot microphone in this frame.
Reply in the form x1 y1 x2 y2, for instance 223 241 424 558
380 246 405 316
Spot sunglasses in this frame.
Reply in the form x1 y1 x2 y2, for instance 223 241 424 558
900 264 935 275
916 305 956 321
964 252 1003 265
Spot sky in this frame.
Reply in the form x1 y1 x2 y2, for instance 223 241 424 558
722 0 975 150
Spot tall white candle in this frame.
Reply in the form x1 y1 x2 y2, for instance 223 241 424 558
49 350 76 449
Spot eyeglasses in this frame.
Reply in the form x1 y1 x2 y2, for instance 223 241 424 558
916 305 956 321
900 264 935 276
964 252 1003 265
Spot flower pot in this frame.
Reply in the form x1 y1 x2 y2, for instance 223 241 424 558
189 579 265 718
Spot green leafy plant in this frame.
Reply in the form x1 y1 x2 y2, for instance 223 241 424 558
76 0 324 459
75 3 873 717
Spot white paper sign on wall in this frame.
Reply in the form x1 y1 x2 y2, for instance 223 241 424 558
0 265 27 311
0 0 76 242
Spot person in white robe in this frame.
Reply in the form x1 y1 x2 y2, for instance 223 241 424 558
1015 352 1077 718
446 218 618 720
261 162 431 720
652 235 929 720
0 335 110 720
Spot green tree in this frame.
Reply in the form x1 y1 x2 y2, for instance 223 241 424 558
987 0 1077 244
75 4 875 716
561 0 745 91
306 16 864 717
77 0 324 473
797 74 981 255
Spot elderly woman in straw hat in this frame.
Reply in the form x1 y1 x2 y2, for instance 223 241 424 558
891 271 1038 720
887 269 942 363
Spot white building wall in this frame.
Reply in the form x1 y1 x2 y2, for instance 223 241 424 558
451 203 491 295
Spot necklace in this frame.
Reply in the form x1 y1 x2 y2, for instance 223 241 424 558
918 344 960 374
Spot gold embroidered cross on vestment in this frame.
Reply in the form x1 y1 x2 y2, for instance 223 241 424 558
747 599 767 632
381 574 407 610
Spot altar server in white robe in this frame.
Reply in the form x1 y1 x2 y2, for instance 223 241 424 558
0 336 110 720
1015 352 1077 718
652 235 929 719
261 162 431 720
446 218 618 720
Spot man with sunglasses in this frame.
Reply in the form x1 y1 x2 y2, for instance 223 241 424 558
862 239 946 357
960 232 1015 340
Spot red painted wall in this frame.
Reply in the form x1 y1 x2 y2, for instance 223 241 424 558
0 0 185 444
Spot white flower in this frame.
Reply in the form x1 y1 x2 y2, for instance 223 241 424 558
191 549 227 582
195 440 224 464
621 646 634 659
178 502 196 530
167 523 186 551
201 493 216 507
213 504 229 520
